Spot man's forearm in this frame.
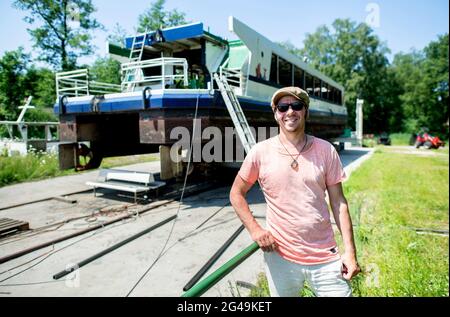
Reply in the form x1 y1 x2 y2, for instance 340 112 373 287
332 201 361 279
230 189 276 252
333 202 357 258
230 192 261 234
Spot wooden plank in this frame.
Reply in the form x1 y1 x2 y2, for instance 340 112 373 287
0 218 16 225
0 220 14 226
0 225 28 234
0 221 27 230
0 218 29 235
18 222 30 231
0 220 19 228
0 218 24 224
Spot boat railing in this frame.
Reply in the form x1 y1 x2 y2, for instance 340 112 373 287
56 69 122 99
121 57 189 91
219 67 246 95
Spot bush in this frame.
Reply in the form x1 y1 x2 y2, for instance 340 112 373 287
0 149 65 187
362 138 376 147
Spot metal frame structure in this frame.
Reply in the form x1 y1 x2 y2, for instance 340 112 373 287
0 120 58 142
120 57 189 91
219 61 245 95
56 69 121 98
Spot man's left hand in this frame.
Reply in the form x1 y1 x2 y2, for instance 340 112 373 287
341 253 361 280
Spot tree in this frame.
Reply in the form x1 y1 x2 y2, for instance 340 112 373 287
279 40 303 58
393 34 449 136
107 23 128 47
13 0 102 71
29 68 56 109
299 19 395 133
0 48 57 139
137 0 188 33
392 51 425 133
89 57 121 85
0 48 57 123
422 34 449 136
0 48 30 120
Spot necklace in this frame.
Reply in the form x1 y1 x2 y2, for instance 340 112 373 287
278 134 308 170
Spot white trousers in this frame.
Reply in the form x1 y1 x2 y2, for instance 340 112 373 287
264 251 352 297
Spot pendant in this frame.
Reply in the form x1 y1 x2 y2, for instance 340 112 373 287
290 160 298 169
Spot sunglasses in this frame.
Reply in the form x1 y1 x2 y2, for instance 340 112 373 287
276 101 306 113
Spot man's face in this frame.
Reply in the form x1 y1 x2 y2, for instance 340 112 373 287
274 95 306 133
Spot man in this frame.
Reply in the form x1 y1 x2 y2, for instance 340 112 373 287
229 87 360 297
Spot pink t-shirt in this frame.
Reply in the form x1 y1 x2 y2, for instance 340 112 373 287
238 135 346 265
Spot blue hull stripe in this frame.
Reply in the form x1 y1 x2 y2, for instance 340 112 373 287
54 93 346 119
54 93 212 114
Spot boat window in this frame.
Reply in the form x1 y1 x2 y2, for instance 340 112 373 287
270 54 278 83
305 72 314 96
279 57 292 86
294 66 304 89
336 89 342 105
322 82 329 100
328 85 336 103
313 77 322 98
329 85 342 105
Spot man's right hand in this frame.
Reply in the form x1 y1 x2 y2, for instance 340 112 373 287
251 227 277 252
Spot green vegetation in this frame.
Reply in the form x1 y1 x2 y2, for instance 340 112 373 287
362 138 376 148
13 0 102 70
0 152 159 187
251 147 449 297
89 57 122 85
392 35 449 137
137 0 188 33
389 133 414 145
0 48 57 124
0 150 67 187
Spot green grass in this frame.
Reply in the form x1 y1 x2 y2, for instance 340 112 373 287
250 146 449 297
344 147 448 296
100 153 159 169
439 146 449 155
389 133 414 145
0 152 159 187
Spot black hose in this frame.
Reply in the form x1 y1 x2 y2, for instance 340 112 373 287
182 224 245 291
53 214 177 280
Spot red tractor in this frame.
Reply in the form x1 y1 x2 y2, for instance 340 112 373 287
414 132 446 149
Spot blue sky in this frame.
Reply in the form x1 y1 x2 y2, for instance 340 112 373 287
0 0 448 66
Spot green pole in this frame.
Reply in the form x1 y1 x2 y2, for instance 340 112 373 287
181 242 260 297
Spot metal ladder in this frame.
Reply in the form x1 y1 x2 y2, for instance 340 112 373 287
213 73 256 154
122 31 148 92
